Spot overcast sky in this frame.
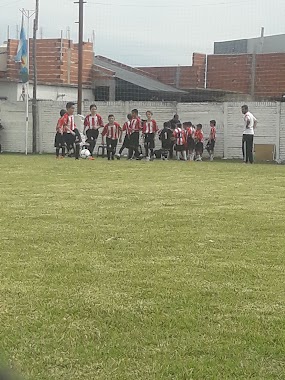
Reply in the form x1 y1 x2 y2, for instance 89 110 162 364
1 0 285 66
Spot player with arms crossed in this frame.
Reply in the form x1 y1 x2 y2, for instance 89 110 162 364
102 115 121 161
142 111 159 161
173 123 187 161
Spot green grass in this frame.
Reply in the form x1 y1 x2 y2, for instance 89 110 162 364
0 155 285 380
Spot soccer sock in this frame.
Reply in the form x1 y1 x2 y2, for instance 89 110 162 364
75 145 80 159
182 151 187 161
62 147 66 157
119 145 125 155
150 149 154 157
56 148 60 157
145 147 149 157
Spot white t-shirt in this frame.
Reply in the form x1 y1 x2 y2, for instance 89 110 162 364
243 111 257 135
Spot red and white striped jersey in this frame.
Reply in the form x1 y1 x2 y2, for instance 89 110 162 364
84 114 104 130
194 129 204 143
173 127 186 146
130 117 142 133
184 126 195 141
56 118 64 133
59 113 76 133
122 120 132 135
142 119 158 134
209 126 216 141
102 122 121 140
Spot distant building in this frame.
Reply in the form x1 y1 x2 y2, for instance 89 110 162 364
93 56 186 101
0 38 94 101
214 33 285 55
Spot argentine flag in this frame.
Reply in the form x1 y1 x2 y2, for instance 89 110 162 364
15 17 29 83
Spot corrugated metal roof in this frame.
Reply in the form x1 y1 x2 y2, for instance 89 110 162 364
94 56 185 94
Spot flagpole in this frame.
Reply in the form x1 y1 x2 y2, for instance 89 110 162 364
25 11 29 156
19 8 35 155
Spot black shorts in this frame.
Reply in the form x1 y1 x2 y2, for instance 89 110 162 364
188 138 195 151
129 132 139 148
175 144 185 152
162 141 171 150
206 140 215 151
64 132 75 148
86 128 99 142
144 133 155 149
54 132 65 148
195 142 204 153
123 135 130 149
106 138 118 150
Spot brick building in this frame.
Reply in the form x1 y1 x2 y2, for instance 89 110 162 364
0 38 94 101
206 53 285 99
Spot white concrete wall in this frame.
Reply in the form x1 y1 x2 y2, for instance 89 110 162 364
1 100 285 161
0 100 33 152
0 82 94 102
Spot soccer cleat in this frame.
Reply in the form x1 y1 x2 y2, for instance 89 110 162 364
145 157 150 162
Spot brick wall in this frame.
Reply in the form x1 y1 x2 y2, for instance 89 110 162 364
207 53 285 99
138 53 206 89
255 54 285 98
2 39 93 87
207 54 253 95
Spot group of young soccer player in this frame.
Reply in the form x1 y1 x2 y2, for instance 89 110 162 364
55 102 217 161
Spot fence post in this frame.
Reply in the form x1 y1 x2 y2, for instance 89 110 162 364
276 102 281 162
223 102 228 159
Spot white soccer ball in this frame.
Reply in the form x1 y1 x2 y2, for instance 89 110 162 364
80 148 91 159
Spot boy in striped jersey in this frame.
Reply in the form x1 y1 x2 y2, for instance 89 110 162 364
54 109 67 159
83 104 104 159
59 102 82 159
173 123 187 161
102 115 121 160
142 111 159 161
128 109 142 160
194 124 204 161
117 113 132 159
183 121 195 161
206 120 217 161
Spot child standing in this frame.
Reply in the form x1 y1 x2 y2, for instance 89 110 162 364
102 115 121 160
129 109 142 160
142 111 158 161
54 109 66 159
173 123 187 161
159 121 173 160
83 104 104 159
59 102 82 160
183 121 196 161
117 113 132 159
206 120 217 161
194 124 204 162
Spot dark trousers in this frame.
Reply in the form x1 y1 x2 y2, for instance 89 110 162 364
86 129 98 156
169 141 175 159
128 132 140 159
119 135 130 155
242 134 254 163
106 138 118 160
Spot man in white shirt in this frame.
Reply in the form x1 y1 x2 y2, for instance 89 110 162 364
241 105 257 164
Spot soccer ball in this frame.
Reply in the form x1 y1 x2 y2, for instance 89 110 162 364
80 148 91 159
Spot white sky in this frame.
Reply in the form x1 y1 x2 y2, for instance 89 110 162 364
1 0 285 66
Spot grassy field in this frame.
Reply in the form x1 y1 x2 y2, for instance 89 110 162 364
0 155 285 380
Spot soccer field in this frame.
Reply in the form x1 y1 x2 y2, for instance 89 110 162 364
1 155 285 380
